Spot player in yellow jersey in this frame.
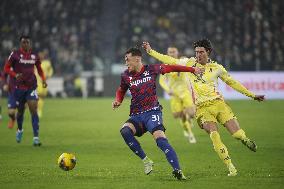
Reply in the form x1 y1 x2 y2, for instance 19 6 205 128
159 46 196 143
36 50 54 118
142 39 265 176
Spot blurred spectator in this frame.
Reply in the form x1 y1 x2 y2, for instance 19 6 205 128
116 0 284 71
0 0 283 73
74 76 83 97
0 0 102 75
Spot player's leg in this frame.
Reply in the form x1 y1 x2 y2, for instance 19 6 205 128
120 121 147 160
224 119 257 152
7 92 17 129
37 86 46 118
152 130 186 180
14 89 26 143
146 110 186 180
7 108 16 129
26 89 41 146
183 105 196 143
37 97 44 118
171 97 189 137
196 102 237 176
202 121 237 176
217 100 257 152
181 90 196 131
120 120 153 174
27 99 41 146
16 104 25 143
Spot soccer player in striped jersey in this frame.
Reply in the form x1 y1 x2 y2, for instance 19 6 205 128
143 40 265 176
112 47 203 180
4 35 47 146
2 71 17 129
159 47 196 143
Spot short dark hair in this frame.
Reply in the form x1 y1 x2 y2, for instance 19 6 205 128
19 35 30 41
168 45 178 49
125 47 142 57
193 38 212 54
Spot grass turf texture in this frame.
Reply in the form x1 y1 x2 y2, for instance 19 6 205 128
0 98 283 189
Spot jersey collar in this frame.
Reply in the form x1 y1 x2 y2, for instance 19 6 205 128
195 58 212 67
19 48 32 55
129 65 145 76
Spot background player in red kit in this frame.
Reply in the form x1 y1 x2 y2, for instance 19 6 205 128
112 47 204 180
3 71 17 129
4 35 47 146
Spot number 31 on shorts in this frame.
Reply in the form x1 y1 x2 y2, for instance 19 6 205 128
152 115 161 124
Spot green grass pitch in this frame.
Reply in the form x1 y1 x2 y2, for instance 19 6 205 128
0 98 283 189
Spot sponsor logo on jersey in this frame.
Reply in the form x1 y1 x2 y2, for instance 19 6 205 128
19 59 36 64
143 71 150 77
130 76 152 87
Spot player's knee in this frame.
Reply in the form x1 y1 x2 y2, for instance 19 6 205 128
8 109 16 116
28 105 38 115
202 122 218 134
172 112 181 119
187 111 195 119
184 108 196 119
153 129 166 140
17 109 24 116
155 137 168 149
30 109 38 115
120 126 134 137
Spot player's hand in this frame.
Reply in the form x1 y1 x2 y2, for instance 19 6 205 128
194 67 205 75
3 84 8 91
42 81 48 88
254 95 265 102
112 101 121 110
15 73 23 80
142 42 152 53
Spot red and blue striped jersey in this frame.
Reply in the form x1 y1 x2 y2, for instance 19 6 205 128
7 48 41 90
120 64 162 115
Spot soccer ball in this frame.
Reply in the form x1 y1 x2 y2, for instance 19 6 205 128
57 153 76 171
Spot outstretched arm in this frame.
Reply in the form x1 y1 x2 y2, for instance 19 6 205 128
142 42 179 65
161 64 204 75
220 72 265 101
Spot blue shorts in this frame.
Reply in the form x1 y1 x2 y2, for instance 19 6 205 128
14 88 38 107
126 110 165 137
7 92 17 109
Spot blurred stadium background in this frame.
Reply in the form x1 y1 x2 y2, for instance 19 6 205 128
0 0 283 99
0 1 284 189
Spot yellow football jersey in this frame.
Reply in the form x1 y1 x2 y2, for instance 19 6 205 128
149 49 256 105
159 60 192 99
36 59 54 85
